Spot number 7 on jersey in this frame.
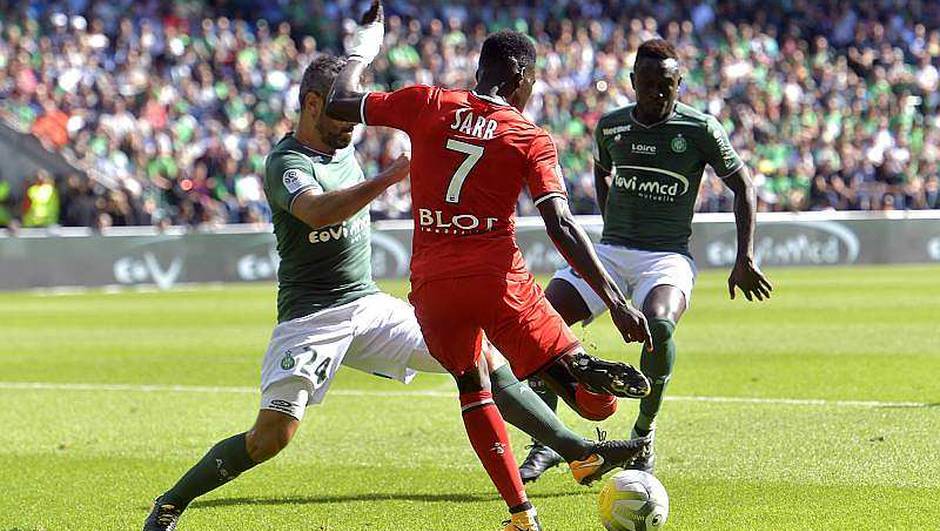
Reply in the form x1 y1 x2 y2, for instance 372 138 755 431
444 138 484 204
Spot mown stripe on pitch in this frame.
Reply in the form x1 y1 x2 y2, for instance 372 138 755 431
0 381 931 409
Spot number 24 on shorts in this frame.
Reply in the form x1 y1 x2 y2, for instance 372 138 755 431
280 346 332 386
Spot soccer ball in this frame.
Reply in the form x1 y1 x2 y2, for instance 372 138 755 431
597 470 669 531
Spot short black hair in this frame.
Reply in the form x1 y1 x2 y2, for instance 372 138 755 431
636 39 679 63
299 54 346 109
479 30 536 74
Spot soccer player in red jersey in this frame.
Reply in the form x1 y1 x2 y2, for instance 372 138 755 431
328 2 654 529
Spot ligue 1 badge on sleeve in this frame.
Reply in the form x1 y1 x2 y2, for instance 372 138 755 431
671 134 687 153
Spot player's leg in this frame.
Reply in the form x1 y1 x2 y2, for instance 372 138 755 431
625 285 685 474
339 293 449 379
544 274 595 325
492 276 650 486
483 347 596 464
520 267 625 482
410 281 540 529
529 256 646 415
344 291 601 467
634 285 685 436
625 251 695 473
455 355 537 516
517 277 591 481
162 405 301 505
144 308 355 530
526 277 592 423
515 268 647 409
144 380 307 531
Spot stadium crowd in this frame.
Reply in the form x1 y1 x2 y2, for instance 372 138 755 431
1 0 939 230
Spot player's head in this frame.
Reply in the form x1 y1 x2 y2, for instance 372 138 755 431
476 30 537 112
630 39 682 119
299 55 356 151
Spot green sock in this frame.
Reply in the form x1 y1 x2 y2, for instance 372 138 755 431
528 375 559 412
634 318 677 435
491 365 591 462
162 432 256 508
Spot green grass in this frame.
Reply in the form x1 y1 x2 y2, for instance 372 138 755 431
1 265 939 530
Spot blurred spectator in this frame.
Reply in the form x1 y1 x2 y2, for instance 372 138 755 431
21 170 59 227
0 178 15 228
31 94 70 150
0 0 939 230
60 174 99 228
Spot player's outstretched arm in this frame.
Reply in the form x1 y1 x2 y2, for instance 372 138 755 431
326 0 384 123
723 166 773 301
291 155 409 229
537 197 652 348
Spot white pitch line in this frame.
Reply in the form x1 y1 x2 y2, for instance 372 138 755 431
0 381 932 409
666 395 932 409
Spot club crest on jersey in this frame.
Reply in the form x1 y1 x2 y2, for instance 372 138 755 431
671 135 687 153
450 108 498 140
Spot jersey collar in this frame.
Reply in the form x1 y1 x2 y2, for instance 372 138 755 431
283 132 335 163
471 90 511 107
629 104 677 129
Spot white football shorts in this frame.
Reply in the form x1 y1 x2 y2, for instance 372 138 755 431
552 243 697 323
259 293 444 420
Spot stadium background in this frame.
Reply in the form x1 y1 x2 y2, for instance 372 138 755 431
1 0 939 232
1 2 940 530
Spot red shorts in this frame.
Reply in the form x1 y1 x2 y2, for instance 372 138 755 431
410 274 580 379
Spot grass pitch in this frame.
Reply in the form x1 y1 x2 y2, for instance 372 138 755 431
1 265 939 530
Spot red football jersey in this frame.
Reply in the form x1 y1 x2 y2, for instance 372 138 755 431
363 86 567 287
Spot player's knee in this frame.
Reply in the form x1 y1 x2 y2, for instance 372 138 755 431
648 318 676 345
454 362 490 395
247 418 296 463
574 385 618 421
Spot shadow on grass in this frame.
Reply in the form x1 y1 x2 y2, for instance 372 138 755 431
190 490 586 509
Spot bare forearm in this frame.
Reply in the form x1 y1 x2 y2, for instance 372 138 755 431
326 59 369 123
539 200 626 308
294 176 394 229
726 168 756 260
733 189 755 260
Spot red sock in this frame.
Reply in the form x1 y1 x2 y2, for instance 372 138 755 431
460 391 527 510
575 384 618 421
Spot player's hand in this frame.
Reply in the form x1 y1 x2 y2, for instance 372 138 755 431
360 0 383 25
609 301 653 351
349 0 384 65
728 257 773 302
377 154 410 185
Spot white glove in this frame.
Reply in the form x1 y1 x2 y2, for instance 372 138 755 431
348 20 384 65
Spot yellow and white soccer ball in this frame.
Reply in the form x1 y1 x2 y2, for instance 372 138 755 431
598 470 669 531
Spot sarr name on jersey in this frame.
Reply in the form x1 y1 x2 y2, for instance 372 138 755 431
418 208 498 233
450 108 498 140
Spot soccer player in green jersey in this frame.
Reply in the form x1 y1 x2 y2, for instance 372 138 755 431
519 39 774 481
144 53 652 531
